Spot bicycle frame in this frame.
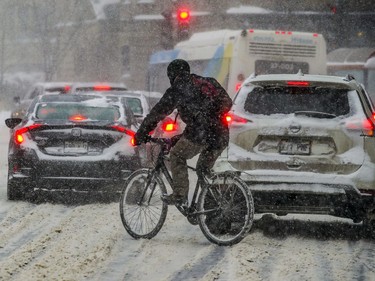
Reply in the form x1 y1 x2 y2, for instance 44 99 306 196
141 139 209 217
121 138 255 245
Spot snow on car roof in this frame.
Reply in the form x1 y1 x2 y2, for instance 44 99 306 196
241 73 356 88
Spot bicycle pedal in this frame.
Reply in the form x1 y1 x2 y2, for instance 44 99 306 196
187 215 199 225
175 201 188 208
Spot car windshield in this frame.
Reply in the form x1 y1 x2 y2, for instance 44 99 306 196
35 103 120 121
243 87 351 116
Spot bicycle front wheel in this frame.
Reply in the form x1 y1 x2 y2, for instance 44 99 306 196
198 173 254 246
119 168 168 239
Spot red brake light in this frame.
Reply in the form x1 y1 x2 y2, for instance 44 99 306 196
164 123 175 132
224 114 232 124
14 124 42 144
345 117 375 136
363 118 375 136
235 83 242 91
69 114 87 121
16 133 24 144
111 125 136 145
161 118 177 132
93 85 112 91
287 81 310 87
224 113 249 125
64 85 71 93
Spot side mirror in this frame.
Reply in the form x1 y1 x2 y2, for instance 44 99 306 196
13 96 20 104
5 118 22 129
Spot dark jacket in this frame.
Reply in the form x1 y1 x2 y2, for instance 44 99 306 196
136 73 233 149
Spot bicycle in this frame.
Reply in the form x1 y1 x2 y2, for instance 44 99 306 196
119 138 254 246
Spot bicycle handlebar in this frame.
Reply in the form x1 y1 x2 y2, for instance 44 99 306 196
149 137 172 146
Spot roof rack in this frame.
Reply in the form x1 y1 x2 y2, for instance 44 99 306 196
344 74 356 81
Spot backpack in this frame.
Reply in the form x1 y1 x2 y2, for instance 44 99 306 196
191 75 220 98
190 74 232 118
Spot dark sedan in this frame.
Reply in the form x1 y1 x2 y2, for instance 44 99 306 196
5 93 142 201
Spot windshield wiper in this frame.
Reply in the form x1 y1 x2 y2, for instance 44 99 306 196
294 111 337 119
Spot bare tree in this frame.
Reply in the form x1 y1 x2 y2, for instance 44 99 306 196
27 0 86 81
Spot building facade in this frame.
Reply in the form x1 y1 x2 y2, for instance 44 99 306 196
1 0 374 98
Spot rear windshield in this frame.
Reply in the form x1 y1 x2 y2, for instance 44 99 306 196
124 97 143 115
243 87 351 116
36 103 120 121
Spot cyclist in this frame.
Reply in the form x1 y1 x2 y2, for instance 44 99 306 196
134 59 232 205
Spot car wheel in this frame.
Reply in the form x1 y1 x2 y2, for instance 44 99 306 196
363 212 375 239
7 179 31 201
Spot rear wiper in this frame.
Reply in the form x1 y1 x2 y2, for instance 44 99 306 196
294 111 337 119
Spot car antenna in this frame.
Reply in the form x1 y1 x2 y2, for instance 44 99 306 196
297 69 304 76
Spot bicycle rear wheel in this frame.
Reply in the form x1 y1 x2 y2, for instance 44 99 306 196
197 173 254 246
119 168 168 239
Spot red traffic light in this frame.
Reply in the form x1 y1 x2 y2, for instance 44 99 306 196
177 8 190 22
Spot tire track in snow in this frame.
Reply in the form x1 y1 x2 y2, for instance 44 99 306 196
0 203 74 279
0 203 123 281
230 215 351 281
92 208 226 281
0 202 37 233
312 240 336 281
169 246 226 281
347 240 375 280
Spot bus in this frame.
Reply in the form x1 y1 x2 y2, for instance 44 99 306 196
147 29 327 97
327 47 375 101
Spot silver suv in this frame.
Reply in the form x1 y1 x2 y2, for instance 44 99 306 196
221 72 375 235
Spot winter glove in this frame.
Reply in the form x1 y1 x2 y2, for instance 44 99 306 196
134 132 151 146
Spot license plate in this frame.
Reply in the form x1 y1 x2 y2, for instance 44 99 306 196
64 141 88 153
279 140 311 155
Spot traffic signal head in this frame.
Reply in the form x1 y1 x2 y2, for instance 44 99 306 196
176 8 190 41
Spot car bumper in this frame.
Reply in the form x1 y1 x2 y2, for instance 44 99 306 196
9 156 141 193
214 158 375 221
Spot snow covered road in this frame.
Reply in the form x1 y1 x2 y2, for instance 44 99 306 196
0 111 374 281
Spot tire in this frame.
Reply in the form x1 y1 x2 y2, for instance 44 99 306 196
198 173 254 246
119 168 168 239
7 178 29 201
363 217 375 239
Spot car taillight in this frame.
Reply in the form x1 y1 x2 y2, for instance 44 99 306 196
93 85 112 91
64 85 71 93
161 118 178 132
69 114 88 121
287 81 310 87
14 124 42 144
345 117 375 136
235 83 242 91
111 125 136 146
224 112 249 125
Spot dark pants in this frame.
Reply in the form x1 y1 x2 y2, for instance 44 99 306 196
169 136 226 199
